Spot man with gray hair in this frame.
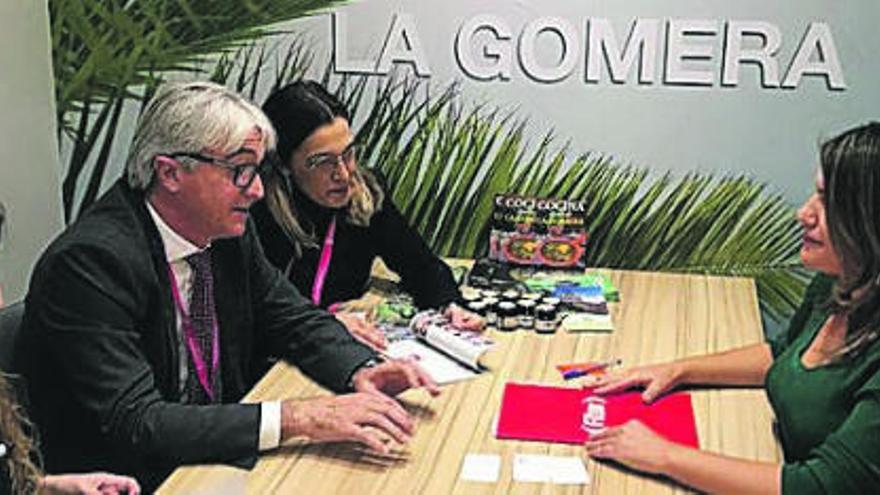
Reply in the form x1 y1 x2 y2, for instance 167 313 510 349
19 81 438 491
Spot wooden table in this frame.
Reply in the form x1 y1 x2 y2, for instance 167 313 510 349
158 270 781 494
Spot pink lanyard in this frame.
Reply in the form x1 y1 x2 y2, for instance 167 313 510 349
311 216 337 306
167 265 220 401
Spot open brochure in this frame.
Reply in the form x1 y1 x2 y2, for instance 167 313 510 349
382 310 494 384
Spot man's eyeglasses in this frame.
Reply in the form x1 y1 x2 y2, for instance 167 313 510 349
304 143 361 171
164 152 269 190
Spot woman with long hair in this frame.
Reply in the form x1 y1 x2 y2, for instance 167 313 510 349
253 80 483 349
586 122 880 493
0 371 40 493
2 375 140 494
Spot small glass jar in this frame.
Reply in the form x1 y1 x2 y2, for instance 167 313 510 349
482 297 500 326
497 301 520 332
535 304 558 334
516 299 537 329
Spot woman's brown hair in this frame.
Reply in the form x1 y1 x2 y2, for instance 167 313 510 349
821 122 880 358
0 203 42 492
1 372 42 493
261 80 383 258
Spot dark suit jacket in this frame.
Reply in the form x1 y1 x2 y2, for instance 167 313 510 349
18 179 375 489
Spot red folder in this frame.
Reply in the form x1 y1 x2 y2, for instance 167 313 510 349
496 382 699 448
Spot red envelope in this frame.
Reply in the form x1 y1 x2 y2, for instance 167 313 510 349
496 382 699 448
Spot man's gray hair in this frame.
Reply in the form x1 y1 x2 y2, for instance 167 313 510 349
126 81 277 190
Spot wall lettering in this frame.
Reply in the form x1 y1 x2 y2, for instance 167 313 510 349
333 13 847 91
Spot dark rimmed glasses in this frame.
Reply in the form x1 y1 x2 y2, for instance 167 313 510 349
304 143 361 172
164 151 271 190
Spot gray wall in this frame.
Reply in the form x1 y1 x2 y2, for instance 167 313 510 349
282 0 880 205
0 1 62 304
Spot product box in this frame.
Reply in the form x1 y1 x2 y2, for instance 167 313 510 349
488 194 588 268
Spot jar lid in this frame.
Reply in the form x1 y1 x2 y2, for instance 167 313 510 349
501 289 521 299
468 301 488 312
462 292 482 302
497 301 518 315
536 304 557 318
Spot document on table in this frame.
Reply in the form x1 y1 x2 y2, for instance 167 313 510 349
459 453 501 483
385 339 479 384
512 454 590 485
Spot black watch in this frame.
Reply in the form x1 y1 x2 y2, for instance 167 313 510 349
347 356 384 391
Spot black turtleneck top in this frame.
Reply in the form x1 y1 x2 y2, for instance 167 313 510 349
251 180 461 310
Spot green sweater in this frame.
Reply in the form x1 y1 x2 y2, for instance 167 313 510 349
766 274 880 494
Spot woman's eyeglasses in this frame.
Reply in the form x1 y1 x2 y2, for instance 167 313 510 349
304 143 361 172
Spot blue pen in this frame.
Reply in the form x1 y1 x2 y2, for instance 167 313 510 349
562 358 621 380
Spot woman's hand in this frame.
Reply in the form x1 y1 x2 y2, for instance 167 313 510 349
444 303 485 331
591 361 685 403
585 420 680 474
38 473 140 495
335 311 387 350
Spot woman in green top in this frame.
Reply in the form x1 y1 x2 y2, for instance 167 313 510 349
588 122 880 494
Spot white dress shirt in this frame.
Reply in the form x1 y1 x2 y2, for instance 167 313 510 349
146 201 281 451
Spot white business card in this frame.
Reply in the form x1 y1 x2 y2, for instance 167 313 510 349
460 453 501 483
512 454 589 485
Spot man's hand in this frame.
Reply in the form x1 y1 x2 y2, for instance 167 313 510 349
38 473 140 495
281 393 414 454
353 359 441 398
